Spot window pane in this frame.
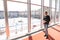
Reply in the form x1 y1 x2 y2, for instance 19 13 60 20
44 0 49 7
7 1 28 39
56 12 59 23
52 0 55 8
56 0 59 23
31 5 41 32
7 1 27 11
31 0 41 5
56 0 59 11
50 9 55 25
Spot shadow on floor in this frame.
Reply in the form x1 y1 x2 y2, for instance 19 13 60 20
43 31 55 40
48 34 55 40
52 27 60 32
56 25 60 27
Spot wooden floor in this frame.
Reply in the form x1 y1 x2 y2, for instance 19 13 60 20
23 25 60 40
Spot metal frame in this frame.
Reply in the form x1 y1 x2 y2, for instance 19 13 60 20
57 0 59 23
27 0 31 32
59 0 60 23
41 0 44 28
54 0 57 23
3 0 10 39
49 0 52 18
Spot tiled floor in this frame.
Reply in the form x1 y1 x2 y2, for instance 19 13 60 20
23 25 60 40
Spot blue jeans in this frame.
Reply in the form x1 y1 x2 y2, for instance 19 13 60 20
44 24 48 36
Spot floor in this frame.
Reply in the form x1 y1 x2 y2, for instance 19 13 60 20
23 25 60 40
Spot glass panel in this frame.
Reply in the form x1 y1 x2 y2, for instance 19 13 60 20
52 0 55 8
59 0 60 23
56 12 59 23
44 0 49 7
50 9 55 25
56 0 59 12
7 1 28 39
31 0 41 5
56 0 59 23
0 0 6 40
7 1 27 11
31 5 41 32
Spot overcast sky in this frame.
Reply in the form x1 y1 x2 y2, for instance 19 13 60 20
0 0 59 11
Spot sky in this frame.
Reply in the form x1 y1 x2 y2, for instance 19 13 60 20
0 0 59 11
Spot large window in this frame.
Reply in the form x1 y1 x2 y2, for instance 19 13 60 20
0 0 60 40
7 1 28 38
31 5 41 32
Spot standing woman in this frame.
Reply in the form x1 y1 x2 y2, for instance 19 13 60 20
43 11 50 39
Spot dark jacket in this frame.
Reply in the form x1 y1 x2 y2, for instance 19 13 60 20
43 15 50 24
